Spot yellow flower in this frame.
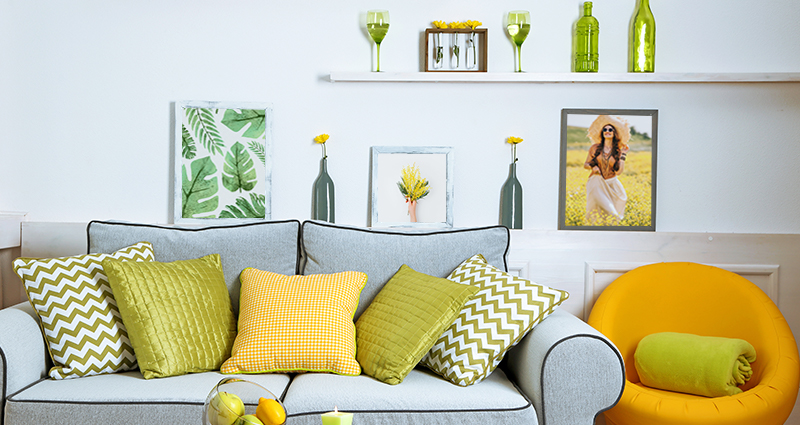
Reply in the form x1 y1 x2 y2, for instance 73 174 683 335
449 21 466 29
507 136 523 145
314 134 329 144
465 20 482 29
397 163 430 202
432 20 448 29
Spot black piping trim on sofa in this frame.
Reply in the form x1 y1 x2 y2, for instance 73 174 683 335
85 219 304 274
539 333 625 425
1 345 7 425
300 221 512 272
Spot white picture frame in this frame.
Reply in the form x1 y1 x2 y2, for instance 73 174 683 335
174 101 273 224
370 146 454 228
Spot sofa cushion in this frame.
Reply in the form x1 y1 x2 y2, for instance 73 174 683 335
221 268 366 376
301 221 509 320
355 265 479 385
12 241 154 380
87 220 301 313
422 254 570 386
103 254 237 379
282 367 538 425
5 371 291 424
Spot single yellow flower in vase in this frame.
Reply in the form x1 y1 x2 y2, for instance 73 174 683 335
312 133 335 222
464 20 483 69
314 133 330 158
432 21 448 69
448 21 466 68
507 136 523 163
501 136 524 229
397 163 430 223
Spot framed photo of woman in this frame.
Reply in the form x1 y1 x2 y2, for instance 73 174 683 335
558 109 658 231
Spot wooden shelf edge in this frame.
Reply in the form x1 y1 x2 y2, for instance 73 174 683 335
329 72 800 83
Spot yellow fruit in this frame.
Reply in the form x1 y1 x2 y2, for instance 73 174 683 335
208 391 245 425
236 414 265 425
256 397 286 425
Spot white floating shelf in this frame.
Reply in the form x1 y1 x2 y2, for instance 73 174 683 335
329 72 800 83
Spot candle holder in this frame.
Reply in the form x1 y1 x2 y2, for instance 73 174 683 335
424 28 488 72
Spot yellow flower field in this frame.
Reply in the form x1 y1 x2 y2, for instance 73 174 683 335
563 150 652 227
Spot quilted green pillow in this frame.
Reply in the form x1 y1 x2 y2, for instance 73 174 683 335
12 242 154 379
421 254 570 386
355 264 479 385
102 254 236 379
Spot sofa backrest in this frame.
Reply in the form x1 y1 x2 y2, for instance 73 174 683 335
87 220 301 313
301 221 509 320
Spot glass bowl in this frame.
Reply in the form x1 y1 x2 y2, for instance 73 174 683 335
203 377 286 425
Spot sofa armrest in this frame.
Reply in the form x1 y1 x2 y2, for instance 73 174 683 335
505 309 625 425
0 302 49 416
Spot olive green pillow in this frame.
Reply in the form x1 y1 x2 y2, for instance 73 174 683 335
102 254 236 379
355 265 479 385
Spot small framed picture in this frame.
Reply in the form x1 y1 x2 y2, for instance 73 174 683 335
558 109 658 231
174 101 273 224
370 146 454 228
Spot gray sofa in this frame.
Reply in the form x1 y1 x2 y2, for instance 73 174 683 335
0 220 624 425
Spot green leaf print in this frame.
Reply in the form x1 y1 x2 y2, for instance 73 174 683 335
185 108 224 155
182 156 219 218
221 109 266 139
181 124 196 160
219 193 266 219
222 142 257 193
248 140 266 165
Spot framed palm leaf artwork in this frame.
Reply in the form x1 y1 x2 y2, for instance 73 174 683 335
174 101 273 224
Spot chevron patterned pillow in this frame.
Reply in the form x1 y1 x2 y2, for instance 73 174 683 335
13 242 154 380
421 254 569 386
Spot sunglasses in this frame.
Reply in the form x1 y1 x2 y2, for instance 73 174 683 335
602 127 615 132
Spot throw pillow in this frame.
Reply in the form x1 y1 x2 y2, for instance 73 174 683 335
421 254 570 386
12 241 154 380
221 268 367 376
102 254 236 379
355 265 479 385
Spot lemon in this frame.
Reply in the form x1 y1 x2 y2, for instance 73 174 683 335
256 397 286 425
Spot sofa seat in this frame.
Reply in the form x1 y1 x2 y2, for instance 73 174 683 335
5 371 291 424
283 367 537 425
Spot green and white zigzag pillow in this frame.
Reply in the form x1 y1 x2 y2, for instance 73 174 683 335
13 242 154 380
421 254 569 386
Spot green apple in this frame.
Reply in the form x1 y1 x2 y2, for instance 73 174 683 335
236 414 265 425
208 391 245 425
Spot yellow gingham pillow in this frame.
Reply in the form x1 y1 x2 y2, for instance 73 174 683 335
221 268 367 375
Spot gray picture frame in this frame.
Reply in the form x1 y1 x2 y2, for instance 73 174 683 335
370 146 454 228
174 101 273 224
558 108 657 231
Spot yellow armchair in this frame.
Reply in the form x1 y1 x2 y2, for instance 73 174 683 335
588 262 799 425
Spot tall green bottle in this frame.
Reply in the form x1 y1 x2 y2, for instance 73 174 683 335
500 163 523 229
629 0 656 72
574 2 599 73
312 157 335 223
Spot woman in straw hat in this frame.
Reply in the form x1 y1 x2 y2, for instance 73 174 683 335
583 115 631 224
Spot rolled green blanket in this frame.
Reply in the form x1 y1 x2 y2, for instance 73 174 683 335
634 332 756 397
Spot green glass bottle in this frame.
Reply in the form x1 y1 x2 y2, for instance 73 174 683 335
574 2 599 72
312 157 335 223
500 163 523 229
629 0 656 72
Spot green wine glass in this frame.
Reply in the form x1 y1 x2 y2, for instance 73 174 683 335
367 10 390 72
507 11 531 72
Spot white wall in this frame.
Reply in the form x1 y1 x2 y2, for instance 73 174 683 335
1 0 799 233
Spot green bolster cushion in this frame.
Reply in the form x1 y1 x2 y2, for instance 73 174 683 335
634 332 756 397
